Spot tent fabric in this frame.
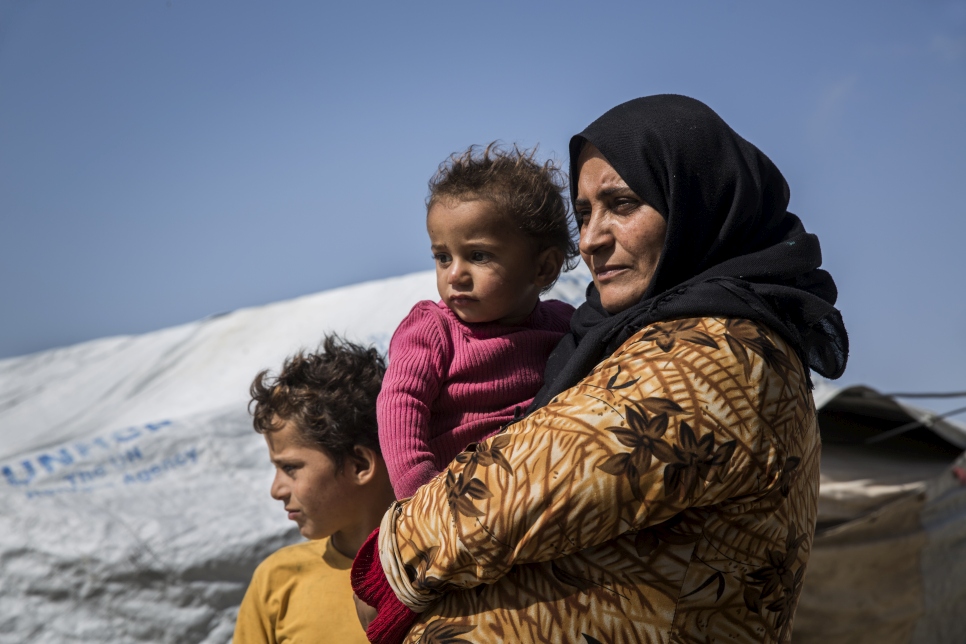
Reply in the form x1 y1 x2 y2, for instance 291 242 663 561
0 269 589 643
1 268 963 643
794 384 966 644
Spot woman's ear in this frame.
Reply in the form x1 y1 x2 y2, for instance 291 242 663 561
534 247 565 288
348 445 380 485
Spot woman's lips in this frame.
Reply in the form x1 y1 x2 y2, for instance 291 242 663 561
286 509 300 520
595 265 627 281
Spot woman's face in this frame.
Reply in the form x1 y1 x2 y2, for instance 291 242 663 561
575 144 667 314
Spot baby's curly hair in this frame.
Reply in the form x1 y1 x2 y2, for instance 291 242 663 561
427 143 579 281
249 335 386 470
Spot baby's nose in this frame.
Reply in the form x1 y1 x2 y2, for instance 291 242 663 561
448 261 469 285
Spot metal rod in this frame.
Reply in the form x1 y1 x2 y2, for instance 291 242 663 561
865 405 966 444
883 391 966 399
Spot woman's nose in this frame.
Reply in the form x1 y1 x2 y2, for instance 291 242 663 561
579 211 610 256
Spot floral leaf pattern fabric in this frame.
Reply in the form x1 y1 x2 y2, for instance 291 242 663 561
380 317 820 643
416 620 476 644
638 318 720 352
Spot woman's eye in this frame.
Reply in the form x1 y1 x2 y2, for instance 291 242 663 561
282 465 297 475
613 198 639 213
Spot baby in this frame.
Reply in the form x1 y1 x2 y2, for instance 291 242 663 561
234 336 396 644
378 144 577 498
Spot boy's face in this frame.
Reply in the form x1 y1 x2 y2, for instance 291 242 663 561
428 199 548 325
264 418 356 540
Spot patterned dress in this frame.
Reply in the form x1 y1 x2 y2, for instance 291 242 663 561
379 317 820 644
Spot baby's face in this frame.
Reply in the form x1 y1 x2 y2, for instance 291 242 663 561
264 419 356 540
427 199 547 325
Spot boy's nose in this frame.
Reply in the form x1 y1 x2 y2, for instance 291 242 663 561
270 472 287 501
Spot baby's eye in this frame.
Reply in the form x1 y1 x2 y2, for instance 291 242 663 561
434 253 451 264
470 251 491 263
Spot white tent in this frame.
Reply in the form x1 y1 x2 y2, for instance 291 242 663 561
0 269 588 643
1 267 963 643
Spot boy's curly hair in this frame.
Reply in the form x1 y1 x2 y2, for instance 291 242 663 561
427 143 579 282
249 335 386 470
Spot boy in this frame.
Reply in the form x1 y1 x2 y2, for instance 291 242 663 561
234 336 396 644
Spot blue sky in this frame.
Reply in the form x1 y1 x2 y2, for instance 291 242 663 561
1 1 964 409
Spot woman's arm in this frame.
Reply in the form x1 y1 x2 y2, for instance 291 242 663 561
377 303 450 499
382 317 804 608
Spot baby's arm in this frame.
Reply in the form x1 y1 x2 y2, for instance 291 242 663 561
377 303 449 499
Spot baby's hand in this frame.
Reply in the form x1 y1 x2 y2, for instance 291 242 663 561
353 592 378 632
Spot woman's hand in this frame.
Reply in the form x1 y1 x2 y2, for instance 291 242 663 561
353 593 378 631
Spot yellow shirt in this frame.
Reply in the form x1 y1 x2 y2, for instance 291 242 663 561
233 537 368 644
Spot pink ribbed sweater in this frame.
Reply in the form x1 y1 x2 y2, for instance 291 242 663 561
377 299 574 499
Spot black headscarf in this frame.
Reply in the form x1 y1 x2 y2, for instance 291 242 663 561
530 95 848 410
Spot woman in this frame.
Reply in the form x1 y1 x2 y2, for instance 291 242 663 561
353 95 848 644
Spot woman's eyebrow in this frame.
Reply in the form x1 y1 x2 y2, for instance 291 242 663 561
598 186 635 197
575 187 635 207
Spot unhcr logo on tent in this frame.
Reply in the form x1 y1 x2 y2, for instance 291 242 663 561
1 420 174 492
